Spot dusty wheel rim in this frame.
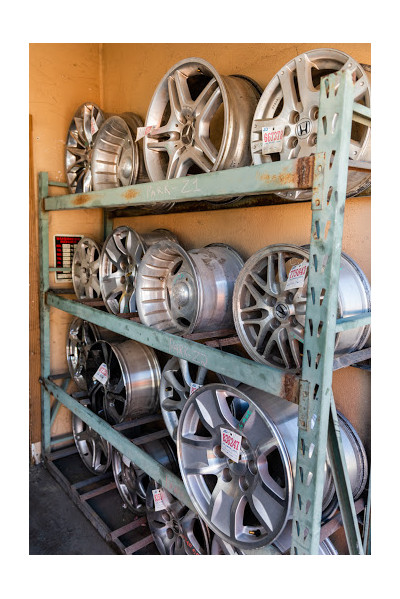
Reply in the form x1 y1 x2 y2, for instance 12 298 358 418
112 438 177 514
99 226 146 314
91 113 143 190
66 318 100 390
211 535 243 554
233 244 371 371
160 354 247 442
137 241 243 334
251 48 371 200
72 406 111 475
143 57 260 181
83 339 161 423
72 237 102 299
146 480 210 555
65 102 105 193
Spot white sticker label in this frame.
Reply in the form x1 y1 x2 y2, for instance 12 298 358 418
91 116 99 136
285 260 309 290
93 362 109 385
152 488 165 512
221 429 242 463
189 383 202 396
136 125 158 142
262 126 285 155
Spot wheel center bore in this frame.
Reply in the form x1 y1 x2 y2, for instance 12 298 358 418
274 302 291 321
120 157 133 179
172 281 190 306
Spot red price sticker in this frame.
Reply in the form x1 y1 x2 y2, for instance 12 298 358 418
285 260 309 290
262 126 285 155
189 383 202 396
152 488 165 512
91 116 99 136
93 362 109 385
221 429 242 463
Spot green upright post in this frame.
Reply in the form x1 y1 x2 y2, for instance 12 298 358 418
290 70 364 554
38 172 51 455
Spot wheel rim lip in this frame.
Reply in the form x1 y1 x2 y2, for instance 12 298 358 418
143 57 230 181
65 102 105 194
146 481 211 555
137 240 200 334
99 226 146 315
233 243 370 371
72 411 111 474
251 48 371 200
71 237 102 300
66 317 100 390
176 383 293 549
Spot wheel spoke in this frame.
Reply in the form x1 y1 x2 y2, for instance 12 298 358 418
277 67 301 114
194 388 227 431
266 255 279 297
295 54 317 108
249 481 284 533
164 369 186 397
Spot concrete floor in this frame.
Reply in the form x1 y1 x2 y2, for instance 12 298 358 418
29 463 116 555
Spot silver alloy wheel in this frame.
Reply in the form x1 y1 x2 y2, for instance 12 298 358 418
65 102 105 193
99 226 178 315
210 533 337 554
251 48 371 200
177 383 368 549
143 58 260 182
146 480 210 555
91 113 148 190
66 318 100 390
72 237 102 300
160 354 246 442
83 339 161 423
72 404 111 475
137 241 244 334
233 244 371 371
112 437 177 514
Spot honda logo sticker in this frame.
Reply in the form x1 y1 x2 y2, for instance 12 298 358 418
296 118 312 138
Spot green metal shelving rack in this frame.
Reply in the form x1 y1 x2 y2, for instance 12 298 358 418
37 68 371 555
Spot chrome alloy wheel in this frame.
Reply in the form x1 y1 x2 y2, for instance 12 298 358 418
83 339 161 423
146 480 210 555
211 533 337 554
137 241 244 334
251 48 371 200
65 102 105 193
72 404 111 475
66 318 100 390
143 58 260 181
72 237 102 300
177 384 368 549
160 355 246 443
99 226 178 315
91 113 148 190
233 244 371 371
112 437 177 514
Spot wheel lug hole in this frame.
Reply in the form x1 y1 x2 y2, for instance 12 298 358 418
241 439 249 450
222 468 232 483
248 459 258 475
214 445 225 458
166 528 174 539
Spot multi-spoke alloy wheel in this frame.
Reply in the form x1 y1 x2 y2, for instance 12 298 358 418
137 241 243 334
65 102 105 193
251 49 371 200
143 58 260 182
112 437 177 514
72 403 111 475
83 339 160 423
177 384 368 549
160 355 246 442
211 532 337 554
146 480 210 555
92 113 148 190
99 226 178 314
72 237 102 300
233 244 371 371
66 318 100 390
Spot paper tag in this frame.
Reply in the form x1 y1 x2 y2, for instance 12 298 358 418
136 125 157 142
152 488 165 512
285 260 309 290
93 362 109 384
91 116 99 136
221 429 242 463
189 383 202 396
262 126 285 155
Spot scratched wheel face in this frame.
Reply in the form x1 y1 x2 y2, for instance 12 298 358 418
143 57 260 182
136 240 243 335
146 479 211 555
72 404 112 475
233 244 371 371
72 237 102 300
251 48 371 200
